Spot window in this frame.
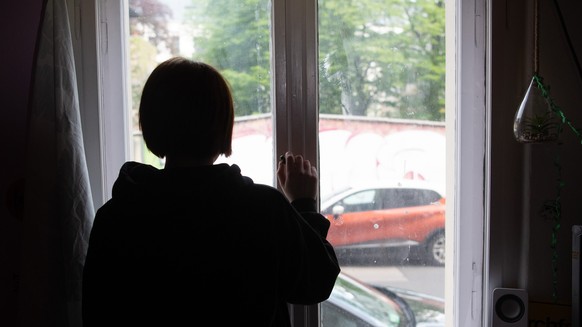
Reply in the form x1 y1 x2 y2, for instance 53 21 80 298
337 190 378 213
127 0 274 185
76 0 488 325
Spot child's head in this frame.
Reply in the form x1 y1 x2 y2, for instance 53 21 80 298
139 57 234 160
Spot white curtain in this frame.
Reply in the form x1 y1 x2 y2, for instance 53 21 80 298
19 0 95 326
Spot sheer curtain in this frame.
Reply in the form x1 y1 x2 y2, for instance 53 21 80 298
19 0 94 326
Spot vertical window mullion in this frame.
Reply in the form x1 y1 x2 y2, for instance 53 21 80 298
273 0 319 174
272 0 319 325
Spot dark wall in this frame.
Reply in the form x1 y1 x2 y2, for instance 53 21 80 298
0 0 45 325
1 0 581 325
490 0 582 306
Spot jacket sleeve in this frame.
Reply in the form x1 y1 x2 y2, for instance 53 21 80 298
82 208 108 327
82 204 126 327
279 196 341 304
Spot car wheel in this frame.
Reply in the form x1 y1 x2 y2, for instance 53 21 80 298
424 231 445 266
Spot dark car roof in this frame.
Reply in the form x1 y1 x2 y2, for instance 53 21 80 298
327 272 445 326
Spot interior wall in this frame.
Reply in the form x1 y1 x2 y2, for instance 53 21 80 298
490 0 582 307
0 0 45 325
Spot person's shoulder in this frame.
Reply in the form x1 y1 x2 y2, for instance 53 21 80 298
235 182 291 210
92 195 135 225
245 183 284 198
91 198 119 224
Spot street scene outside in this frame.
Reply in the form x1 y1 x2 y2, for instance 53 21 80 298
214 115 446 299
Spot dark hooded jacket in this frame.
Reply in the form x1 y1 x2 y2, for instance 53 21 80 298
82 161 340 326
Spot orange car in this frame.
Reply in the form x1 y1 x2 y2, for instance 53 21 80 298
321 181 446 266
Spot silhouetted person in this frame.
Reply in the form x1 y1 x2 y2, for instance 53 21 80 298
81 57 340 326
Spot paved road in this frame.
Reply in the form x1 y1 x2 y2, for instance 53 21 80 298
335 248 445 298
341 265 445 298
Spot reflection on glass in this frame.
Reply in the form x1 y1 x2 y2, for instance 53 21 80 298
127 0 273 185
318 0 446 324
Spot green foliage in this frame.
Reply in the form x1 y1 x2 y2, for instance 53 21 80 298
129 0 173 47
129 37 158 114
185 0 272 116
133 0 446 121
318 0 445 120
522 113 558 136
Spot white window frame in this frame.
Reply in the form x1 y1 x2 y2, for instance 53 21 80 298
73 0 491 326
446 0 489 326
73 0 131 208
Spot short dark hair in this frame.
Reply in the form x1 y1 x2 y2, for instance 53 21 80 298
139 57 234 159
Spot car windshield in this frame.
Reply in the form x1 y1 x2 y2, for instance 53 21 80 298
323 273 408 326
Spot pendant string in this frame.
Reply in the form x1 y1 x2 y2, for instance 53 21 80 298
534 0 539 74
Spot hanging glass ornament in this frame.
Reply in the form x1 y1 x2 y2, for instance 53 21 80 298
513 0 560 144
513 74 559 143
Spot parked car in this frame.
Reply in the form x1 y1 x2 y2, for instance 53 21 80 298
323 272 445 326
370 285 446 327
321 181 446 266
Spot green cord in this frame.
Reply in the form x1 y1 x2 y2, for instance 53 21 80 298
539 151 562 303
528 0 581 304
534 74 582 140
533 73 581 303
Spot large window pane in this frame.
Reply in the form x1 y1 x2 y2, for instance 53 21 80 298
126 0 447 325
128 0 274 185
318 0 446 325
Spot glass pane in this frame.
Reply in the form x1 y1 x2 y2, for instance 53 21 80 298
318 0 447 325
128 0 273 186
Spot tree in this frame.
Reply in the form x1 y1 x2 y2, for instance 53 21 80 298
129 0 173 48
184 0 445 120
128 0 174 167
318 0 445 120
185 0 272 116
